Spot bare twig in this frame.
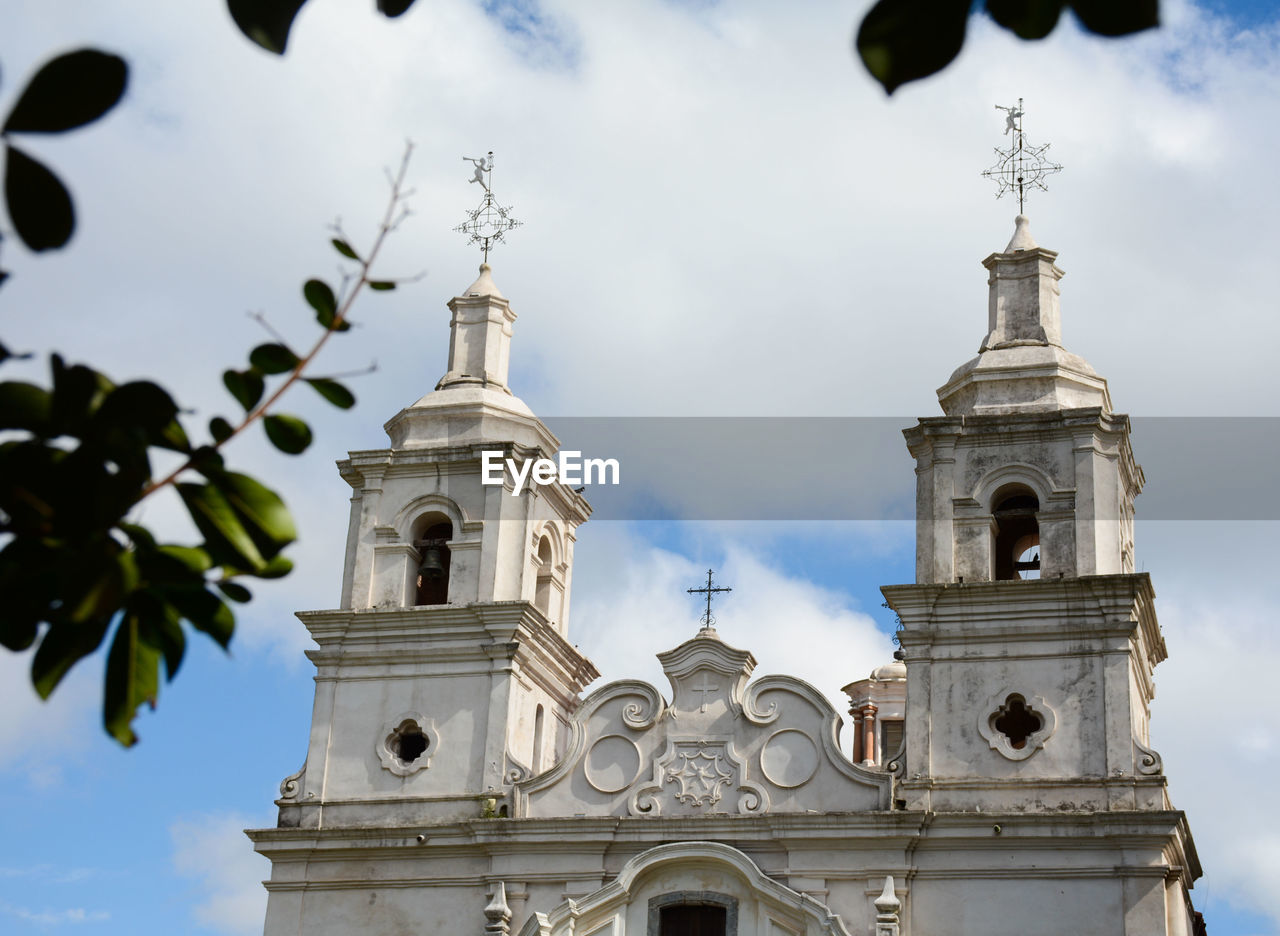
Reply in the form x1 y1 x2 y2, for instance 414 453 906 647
136 141 415 502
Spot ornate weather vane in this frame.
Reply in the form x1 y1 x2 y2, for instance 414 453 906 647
454 151 521 262
981 98 1063 213
687 568 732 632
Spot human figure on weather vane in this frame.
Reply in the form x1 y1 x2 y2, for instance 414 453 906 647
995 102 1023 136
463 154 490 192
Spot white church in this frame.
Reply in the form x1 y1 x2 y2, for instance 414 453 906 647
247 214 1206 936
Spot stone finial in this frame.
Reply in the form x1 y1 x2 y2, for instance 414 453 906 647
874 876 901 936
980 217 1063 352
437 263 517 393
484 882 512 936
464 262 506 300
1005 214 1037 251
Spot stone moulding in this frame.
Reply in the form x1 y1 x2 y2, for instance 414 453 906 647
514 842 853 936
376 711 439 777
977 689 1057 761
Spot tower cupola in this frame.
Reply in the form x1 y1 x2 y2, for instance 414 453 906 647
938 215 1111 416
905 218 1142 584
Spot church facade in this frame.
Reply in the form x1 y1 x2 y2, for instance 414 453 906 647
248 217 1204 936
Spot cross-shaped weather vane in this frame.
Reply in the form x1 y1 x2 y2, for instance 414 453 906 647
981 98 1063 213
454 151 521 261
687 568 732 632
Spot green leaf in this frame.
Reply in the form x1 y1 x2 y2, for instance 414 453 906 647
303 278 349 330
103 612 161 746
986 0 1064 38
117 522 158 550
263 413 312 454
367 280 396 291
4 144 74 251
303 278 336 316
1069 0 1158 36
91 381 183 450
855 0 971 95
149 606 186 680
377 0 417 16
31 617 113 699
226 0 310 54
156 544 214 575
216 580 252 603
222 368 264 411
249 342 300 375
164 585 235 648
331 237 360 260
256 555 293 579
49 355 111 436
0 381 51 432
214 471 297 560
305 377 355 409
178 481 267 571
3 50 128 134
209 416 234 444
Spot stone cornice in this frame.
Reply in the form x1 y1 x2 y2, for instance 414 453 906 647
297 602 599 697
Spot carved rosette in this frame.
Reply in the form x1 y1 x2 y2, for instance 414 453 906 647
664 741 735 807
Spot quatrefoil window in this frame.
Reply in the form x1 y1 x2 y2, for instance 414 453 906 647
978 690 1056 761
377 712 438 776
993 695 1041 749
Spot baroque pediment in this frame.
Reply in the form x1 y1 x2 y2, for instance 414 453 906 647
514 633 891 817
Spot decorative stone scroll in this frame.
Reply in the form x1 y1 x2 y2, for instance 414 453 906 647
514 632 892 818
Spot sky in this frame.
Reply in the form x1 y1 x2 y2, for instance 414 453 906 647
2 0 1279 933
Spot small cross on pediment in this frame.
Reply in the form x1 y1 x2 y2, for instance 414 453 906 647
691 675 720 713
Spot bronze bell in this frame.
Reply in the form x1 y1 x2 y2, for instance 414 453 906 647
418 542 447 581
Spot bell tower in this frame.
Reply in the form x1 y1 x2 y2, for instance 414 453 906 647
906 216 1142 585
882 217 1199 910
270 263 599 841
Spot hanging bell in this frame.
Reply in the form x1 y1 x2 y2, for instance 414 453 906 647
418 542 447 580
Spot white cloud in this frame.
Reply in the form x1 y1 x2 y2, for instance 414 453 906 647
0 902 109 925
170 812 271 936
0 650 98 789
572 523 897 744
1143 523 1280 930
2 1 1279 934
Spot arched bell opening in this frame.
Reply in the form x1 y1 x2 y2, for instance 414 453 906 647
992 485 1040 581
411 514 453 605
534 535 554 617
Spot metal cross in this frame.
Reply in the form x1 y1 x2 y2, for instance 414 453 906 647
691 676 720 713
981 98 1063 214
687 568 732 629
454 150 522 262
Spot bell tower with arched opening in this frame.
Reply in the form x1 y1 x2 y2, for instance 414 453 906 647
265 264 599 848
882 216 1199 929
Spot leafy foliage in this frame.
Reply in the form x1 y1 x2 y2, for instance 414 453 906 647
1 78 414 742
856 0 1159 94
1 49 128 252
228 0 419 54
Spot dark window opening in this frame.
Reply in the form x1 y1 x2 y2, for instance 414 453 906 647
415 521 453 605
993 488 1040 581
994 695 1042 750
389 721 428 763
660 905 727 936
880 719 904 764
